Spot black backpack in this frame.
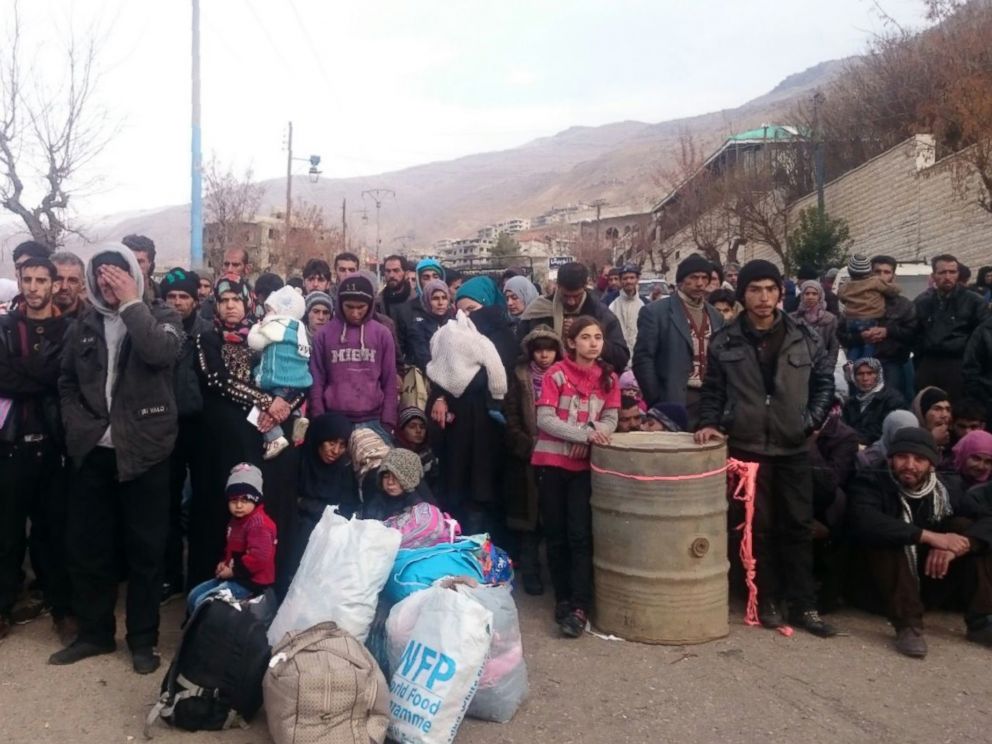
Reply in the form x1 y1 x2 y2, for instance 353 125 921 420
144 589 276 736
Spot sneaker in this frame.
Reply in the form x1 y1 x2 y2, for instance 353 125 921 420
292 416 310 443
559 608 587 638
894 627 928 658
160 581 184 606
554 600 571 624
758 600 784 629
49 639 116 665
965 617 992 648
263 436 290 460
0 614 10 641
53 616 79 647
522 572 544 597
11 593 50 625
790 608 838 638
132 647 161 675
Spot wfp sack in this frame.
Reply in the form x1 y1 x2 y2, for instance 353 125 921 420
383 539 485 605
385 586 493 744
384 503 461 549
264 621 389 744
269 507 401 645
459 584 529 723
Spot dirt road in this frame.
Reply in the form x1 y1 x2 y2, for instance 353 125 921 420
2 591 991 744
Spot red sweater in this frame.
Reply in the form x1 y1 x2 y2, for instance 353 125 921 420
224 504 277 590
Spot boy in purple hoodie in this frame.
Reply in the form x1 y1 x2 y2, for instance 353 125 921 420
309 274 398 434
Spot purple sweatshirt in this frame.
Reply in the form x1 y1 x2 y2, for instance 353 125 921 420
308 311 398 429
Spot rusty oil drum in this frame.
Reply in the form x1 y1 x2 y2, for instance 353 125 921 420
590 431 728 644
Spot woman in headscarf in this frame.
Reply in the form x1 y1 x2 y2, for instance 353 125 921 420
948 430 992 490
856 409 919 472
427 276 516 538
791 279 840 367
841 357 906 445
503 275 539 323
190 274 305 588
408 278 454 372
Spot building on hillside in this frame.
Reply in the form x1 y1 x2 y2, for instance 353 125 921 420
577 210 654 266
204 214 338 275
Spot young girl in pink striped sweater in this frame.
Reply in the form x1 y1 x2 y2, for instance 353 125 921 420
531 316 620 638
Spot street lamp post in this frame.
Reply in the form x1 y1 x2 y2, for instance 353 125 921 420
284 120 322 248
361 188 395 272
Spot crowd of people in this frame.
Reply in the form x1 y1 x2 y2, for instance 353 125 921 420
3 233 992 673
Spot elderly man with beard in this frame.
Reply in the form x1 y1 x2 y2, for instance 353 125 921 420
50 251 88 319
848 427 992 658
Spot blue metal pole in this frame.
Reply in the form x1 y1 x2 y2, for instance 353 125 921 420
190 0 203 269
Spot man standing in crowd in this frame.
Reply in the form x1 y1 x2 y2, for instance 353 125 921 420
9 241 52 308
159 267 211 602
839 255 917 401
964 311 992 425
51 245 182 674
377 254 412 327
0 257 71 642
197 270 215 320
518 262 629 371
302 258 331 296
221 247 252 285
601 267 622 306
696 259 837 637
121 234 159 305
848 427 992 658
723 262 740 290
914 254 988 403
51 251 88 319
333 252 360 285
633 253 723 426
609 264 645 366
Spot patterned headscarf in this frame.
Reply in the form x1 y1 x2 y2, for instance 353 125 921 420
795 280 826 324
213 273 255 344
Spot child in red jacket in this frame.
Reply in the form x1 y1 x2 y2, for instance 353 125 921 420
186 463 277 613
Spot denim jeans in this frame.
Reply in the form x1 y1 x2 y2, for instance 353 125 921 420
186 578 252 614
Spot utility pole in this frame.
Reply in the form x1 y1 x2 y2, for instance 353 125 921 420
351 206 369 266
341 198 347 251
591 198 608 262
361 188 395 271
285 121 294 247
812 91 826 214
190 0 203 269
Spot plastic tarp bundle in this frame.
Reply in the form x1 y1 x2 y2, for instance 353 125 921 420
268 507 401 645
458 584 528 723
385 586 493 744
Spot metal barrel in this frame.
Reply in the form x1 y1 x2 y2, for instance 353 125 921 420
590 431 729 644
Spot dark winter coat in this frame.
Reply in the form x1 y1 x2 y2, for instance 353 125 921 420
913 285 989 360
697 312 834 457
632 294 724 407
175 313 213 418
838 292 916 364
408 307 451 372
847 469 992 548
505 362 540 532
809 413 860 527
963 316 992 419
517 292 630 371
841 386 907 446
59 301 182 481
0 310 68 443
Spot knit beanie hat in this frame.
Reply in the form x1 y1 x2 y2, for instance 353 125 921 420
226 462 264 503
735 259 783 301
848 253 872 277
305 290 333 314
159 267 200 299
379 448 423 493
338 274 375 306
676 253 713 284
397 406 427 430
265 285 306 320
645 403 689 432
919 387 949 417
91 250 132 274
887 428 939 466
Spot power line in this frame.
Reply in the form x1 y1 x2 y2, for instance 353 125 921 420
242 0 296 78
285 0 336 94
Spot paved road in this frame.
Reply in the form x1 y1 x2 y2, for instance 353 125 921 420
2 590 991 744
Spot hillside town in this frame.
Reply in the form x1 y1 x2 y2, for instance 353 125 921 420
3 2 992 744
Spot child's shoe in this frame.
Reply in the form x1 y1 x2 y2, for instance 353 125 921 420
264 436 290 460
292 416 310 444
559 607 587 638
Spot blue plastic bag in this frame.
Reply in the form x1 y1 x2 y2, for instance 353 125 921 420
383 538 486 604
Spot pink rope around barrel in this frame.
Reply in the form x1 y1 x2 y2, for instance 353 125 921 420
589 462 729 481
727 458 761 627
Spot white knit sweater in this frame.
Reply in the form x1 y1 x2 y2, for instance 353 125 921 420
426 310 508 400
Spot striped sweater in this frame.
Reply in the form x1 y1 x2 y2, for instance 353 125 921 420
531 357 620 471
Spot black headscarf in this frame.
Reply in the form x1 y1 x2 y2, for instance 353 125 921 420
298 413 358 511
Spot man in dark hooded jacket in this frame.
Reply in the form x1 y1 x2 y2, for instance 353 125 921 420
51 245 182 674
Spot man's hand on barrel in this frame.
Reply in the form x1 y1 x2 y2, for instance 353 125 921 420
694 427 726 444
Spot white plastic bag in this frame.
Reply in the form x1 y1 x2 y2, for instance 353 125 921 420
385 585 493 744
458 584 528 723
268 507 401 645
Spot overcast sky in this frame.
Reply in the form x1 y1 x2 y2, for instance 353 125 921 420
6 0 930 219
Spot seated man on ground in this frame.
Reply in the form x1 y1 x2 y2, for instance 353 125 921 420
615 393 643 433
847 427 992 658
841 357 906 446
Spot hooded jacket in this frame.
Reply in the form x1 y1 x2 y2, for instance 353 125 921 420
308 288 398 429
697 311 834 457
58 244 183 480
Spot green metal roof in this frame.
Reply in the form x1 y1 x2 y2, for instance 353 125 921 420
728 125 802 142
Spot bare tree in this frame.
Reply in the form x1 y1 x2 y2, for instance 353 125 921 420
278 198 344 277
0 2 109 247
202 155 265 269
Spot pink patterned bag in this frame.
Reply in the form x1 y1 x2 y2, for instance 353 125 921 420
383 503 461 549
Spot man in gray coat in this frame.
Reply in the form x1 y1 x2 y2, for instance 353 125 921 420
632 253 724 428
51 245 182 674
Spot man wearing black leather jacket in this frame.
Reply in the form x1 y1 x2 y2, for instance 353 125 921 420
696 259 837 638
